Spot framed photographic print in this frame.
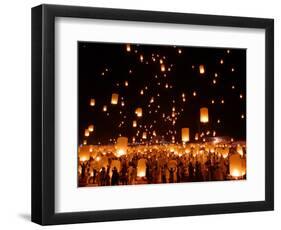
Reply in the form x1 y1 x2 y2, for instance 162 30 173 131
31 4 274 225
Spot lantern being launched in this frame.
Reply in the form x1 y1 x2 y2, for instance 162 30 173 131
181 128 190 143
115 137 128 156
200 107 209 123
111 93 119 105
135 107 143 117
229 153 243 178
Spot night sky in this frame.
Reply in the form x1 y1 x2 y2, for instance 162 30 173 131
78 42 246 146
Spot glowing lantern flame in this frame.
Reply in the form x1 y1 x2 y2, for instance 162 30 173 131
200 107 209 123
181 128 190 143
111 93 119 105
236 144 243 156
103 105 107 112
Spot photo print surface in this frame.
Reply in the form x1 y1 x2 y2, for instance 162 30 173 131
78 42 246 187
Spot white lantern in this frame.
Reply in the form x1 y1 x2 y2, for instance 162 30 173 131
200 107 209 123
111 93 119 105
142 132 147 139
181 128 190 143
126 44 131 52
103 105 107 112
137 158 146 177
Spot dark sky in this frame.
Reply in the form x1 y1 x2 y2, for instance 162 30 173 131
78 42 246 145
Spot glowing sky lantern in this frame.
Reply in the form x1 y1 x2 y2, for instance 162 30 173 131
236 144 244 156
115 137 128 156
200 107 209 123
135 107 143 117
126 44 131 52
84 129 90 137
181 128 190 143
88 125 94 132
103 105 107 112
160 64 166 72
199 64 205 74
229 153 243 178
133 120 137 127
137 158 146 177
111 93 119 105
90 98 95 106
142 132 147 139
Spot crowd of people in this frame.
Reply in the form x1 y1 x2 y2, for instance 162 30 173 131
78 146 246 187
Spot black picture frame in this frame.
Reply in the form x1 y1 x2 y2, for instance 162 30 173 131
31 4 274 225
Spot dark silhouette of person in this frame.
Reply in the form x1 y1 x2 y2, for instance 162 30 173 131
111 167 119 185
188 162 194 182
99 167 106 186
168 167 175 183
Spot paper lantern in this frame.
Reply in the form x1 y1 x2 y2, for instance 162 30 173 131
126 44 131 52
229 153 243 177
115 137 128 156
137 158 146 177
88 125 94 132
160 64 166 72
111 93 119 105
90 98 95 106
181 128 190 143
103 105 107 112
199 64 205 74
195 133 199 141
236 144 244 156
84 129 90 137
200 107 209 123
135 107 142 117
133 120 137 127
83 140 87 145
142 132 147 139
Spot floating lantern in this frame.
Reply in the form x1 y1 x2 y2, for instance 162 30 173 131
220 59 224 64
140 89 144 95
90 98 95 106
236 144 244 156
178 49 182 54
83 140 87 145
126 44 131 52
140 54 144 62
115 137 128 156
200 107 209 123
229 153 243 178
133 120 137 127
240 94 243 99
199 65 205 74
135 107 143 117
142 132 147 139
137 158 146 177
160 64 166 72
103 105 107 112
181 128 190 143
88 125 94 132
111 93 119 105
125 81 128 87
84 129 90 137
193 91 197 96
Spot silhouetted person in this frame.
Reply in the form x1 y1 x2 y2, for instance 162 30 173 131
168 167 175 183
111 167 119 185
